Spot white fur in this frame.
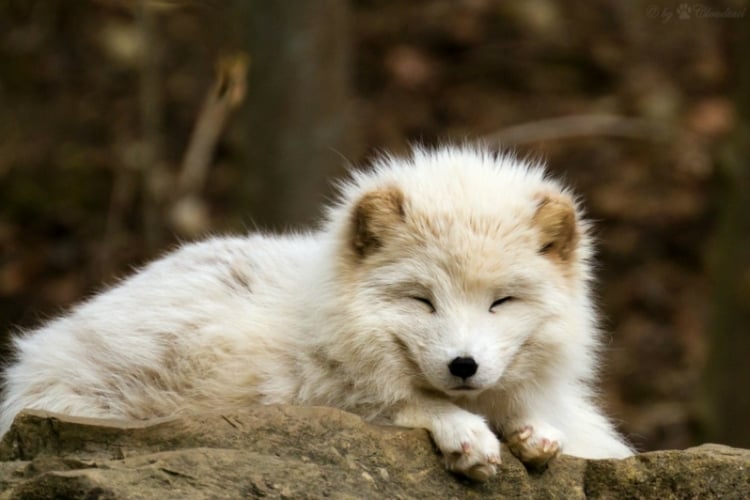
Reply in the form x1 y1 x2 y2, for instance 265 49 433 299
0 145 632 480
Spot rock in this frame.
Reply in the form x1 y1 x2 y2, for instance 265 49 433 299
0 405 747 499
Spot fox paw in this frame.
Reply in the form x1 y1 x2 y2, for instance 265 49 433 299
434 414 502 481
506 423 564 468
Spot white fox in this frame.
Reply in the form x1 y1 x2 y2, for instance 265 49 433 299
0 145 633 480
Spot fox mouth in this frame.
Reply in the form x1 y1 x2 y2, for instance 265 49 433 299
449 384 480 392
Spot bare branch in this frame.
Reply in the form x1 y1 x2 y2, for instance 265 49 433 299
481 114 676 146
177 53 250 196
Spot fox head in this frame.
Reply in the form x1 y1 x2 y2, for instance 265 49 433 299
327 146 598 400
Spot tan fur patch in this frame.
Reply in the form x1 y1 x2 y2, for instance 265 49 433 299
533 193 579 262
350 185 405 258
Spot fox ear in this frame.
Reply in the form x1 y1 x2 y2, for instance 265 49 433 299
533 193 579 262
350 185 405 258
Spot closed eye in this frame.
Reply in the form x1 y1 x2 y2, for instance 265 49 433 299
411 297 436 313
490 296 513 312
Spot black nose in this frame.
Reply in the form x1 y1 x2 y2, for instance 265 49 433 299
449 356 478 379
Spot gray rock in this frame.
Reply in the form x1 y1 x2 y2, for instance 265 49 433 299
0 406 747 499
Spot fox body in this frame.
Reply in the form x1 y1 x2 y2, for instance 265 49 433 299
0 146 632 480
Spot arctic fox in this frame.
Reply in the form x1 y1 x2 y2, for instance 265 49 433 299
0 145 632 480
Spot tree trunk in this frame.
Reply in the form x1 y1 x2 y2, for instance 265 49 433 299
224 0 355 230
704 16 750 448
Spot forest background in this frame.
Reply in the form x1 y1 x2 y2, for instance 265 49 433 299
1 0 749 452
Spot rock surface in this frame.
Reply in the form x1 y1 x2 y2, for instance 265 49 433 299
0 405 747 499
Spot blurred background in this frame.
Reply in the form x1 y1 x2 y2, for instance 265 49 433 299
1 0 748 452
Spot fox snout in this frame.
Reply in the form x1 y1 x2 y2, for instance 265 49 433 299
448 356 478 379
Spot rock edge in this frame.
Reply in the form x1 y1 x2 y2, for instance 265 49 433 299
0 406 747 499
